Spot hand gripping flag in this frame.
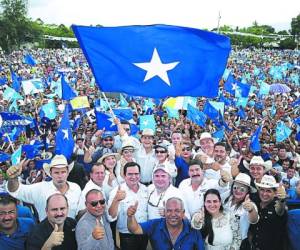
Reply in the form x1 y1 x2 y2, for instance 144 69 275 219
72 24 231 98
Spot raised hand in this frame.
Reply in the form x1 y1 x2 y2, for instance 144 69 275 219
220 169 232 183
276 183 286 200
44 224 64 248
242 194 255 212
6 159 25 179
114 185 126 202
127 201 138 217
92 219 105 240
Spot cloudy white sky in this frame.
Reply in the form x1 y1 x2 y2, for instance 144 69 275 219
27 0 299 31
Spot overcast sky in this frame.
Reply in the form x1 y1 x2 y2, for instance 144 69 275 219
27 0 299 31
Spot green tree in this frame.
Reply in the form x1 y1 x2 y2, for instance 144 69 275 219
291 14 300 37
0 0 42 52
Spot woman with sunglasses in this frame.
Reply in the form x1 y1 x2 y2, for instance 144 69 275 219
154 143 177 179
223 173 259 250
115 142 137 183
191 189 243 250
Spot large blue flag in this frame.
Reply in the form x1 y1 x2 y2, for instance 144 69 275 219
55 105 74 159
291 98 300 107
112 108 134 122
72 24 231 98
0 152 11 163
95 111 118 131
0 112 32 127
203 101 219 120
250 126 262 152
186 104 207 127
276 121 292 143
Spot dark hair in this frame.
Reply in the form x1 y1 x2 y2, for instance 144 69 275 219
214 142 230 152
0 194 17 206
202 189 224 245
121 120 130 126
188 159 203 169
46 193 68 210
123 162 141 176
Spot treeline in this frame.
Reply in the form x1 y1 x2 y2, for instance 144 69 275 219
0 0 299 52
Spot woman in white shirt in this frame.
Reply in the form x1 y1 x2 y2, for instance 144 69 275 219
191 189 242 250
223 173 259 250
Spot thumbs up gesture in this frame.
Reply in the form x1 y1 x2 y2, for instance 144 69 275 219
242 194 254 212
114 186 126 202
44 224 64 248
6 159 25 179
92 219 105 240
220 169 232 184
127 201 138 217
276 183 286 200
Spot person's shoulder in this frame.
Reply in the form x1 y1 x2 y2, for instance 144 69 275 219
68 181 82 191
17 217 35 232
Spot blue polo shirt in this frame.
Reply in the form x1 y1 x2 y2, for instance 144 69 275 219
0 217 35 250
140 218 205 250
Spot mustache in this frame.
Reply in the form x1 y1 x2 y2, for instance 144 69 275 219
192 175 201 177
54 215 65 219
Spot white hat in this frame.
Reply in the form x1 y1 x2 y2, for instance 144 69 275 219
240 133 249 139
98 152 120 164
194 132 213 147
43 154 74 177
244 156 271 171
142 128 155 136
255 175 279 189
120 141 136 152
152 162 177 178
234 173 256 193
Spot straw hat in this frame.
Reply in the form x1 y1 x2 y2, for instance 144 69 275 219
142 128 155 136
98 152 120 164
194 132 214 147
43 154 74 177
243 156 272 172
233 173 256 193
255 175 279 189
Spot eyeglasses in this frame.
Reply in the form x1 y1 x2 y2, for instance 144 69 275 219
233 185 248 193
155 150 167 154
103 138 113 142
148 190 165 207
89 199 106 207
0 210 16 216
124 128 131 132
182 147 191 151
123 150 134 154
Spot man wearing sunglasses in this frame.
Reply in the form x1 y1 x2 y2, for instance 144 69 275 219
76 189 114 250
84 132 117 164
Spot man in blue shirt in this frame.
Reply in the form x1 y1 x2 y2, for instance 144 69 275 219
127 197 205 250
0 194 35 250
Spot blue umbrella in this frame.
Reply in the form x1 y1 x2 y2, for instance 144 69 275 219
270 83 291 93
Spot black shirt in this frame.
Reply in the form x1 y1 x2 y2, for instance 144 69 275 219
250 199 287 250
26 217 77 250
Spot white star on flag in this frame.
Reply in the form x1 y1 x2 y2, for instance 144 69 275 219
134 48 179 86
232 83 238 91
142 120 149 126
62 129 69 140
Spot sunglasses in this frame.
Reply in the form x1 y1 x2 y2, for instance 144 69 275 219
89 199 106 207
233 185 248 193
124 128 131 132
182 147 191 151
103 138 113 142
155 150 167 154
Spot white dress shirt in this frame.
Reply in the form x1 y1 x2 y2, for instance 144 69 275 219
107 182 148 233
179 178 229 216
7 180 81 220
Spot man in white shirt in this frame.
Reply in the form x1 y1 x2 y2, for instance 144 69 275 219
77 163 106 213
179 159 231 216
6 155 81 221
147 164 189 220
107 162 148 250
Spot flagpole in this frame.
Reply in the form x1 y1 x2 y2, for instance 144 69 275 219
101 92 116 119
217 11 221 34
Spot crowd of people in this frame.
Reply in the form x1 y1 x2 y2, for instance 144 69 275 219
0 46 299 250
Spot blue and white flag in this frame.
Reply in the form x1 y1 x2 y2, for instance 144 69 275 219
40 101 57 120
22 78 44 95
55 105 74 159
61 74 77 101
95 111 118 131
186 104 207 127
276 121 292 143
139 115 156 131
72 24 231 98
11 146 22 165
0 112 32 127
166 107 179 119
3 86 23 101
0 152 11 163
120 94 129 107
212 128 225 142
112 108 134 122
11 69 21 92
